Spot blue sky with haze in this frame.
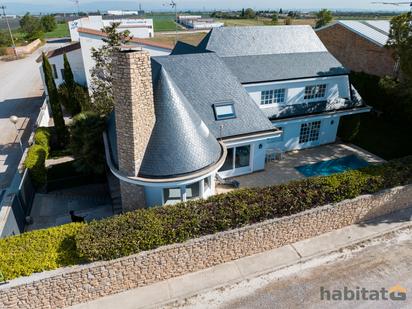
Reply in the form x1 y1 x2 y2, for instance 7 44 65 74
3 0 409 14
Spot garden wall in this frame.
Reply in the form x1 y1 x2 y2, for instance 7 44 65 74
4 39 42 56
1 184 412 309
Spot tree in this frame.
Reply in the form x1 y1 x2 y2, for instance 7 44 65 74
58 53 90 116
315 9 333 29
244 8 256 19
279 8 283 14
69 112 105 174
271 13 279 25
387 12 412 80
42 53 68 146
241 8 245 18
40 15 57 33
20 13 43 40
89 22 132 115
0 31 11 46
285 17 293 25
338 114 361 142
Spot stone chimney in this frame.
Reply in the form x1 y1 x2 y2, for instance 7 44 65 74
112 50 156 211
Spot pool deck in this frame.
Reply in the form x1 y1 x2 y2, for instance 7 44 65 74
216 143 384 194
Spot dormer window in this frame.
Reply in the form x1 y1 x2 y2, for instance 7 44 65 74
304 84 327 100
213 102 236 120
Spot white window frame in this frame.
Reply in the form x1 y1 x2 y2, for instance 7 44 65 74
304 84 328 101
299 121 321 144
260 88 287 107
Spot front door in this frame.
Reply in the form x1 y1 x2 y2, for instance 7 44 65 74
218 145 252 178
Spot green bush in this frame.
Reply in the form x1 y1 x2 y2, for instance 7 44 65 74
76 156 412 261
24 145 47 187
33 127 51 157
338 114 361 142
0 223 84 280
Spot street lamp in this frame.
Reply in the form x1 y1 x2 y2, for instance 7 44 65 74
9 115 23 154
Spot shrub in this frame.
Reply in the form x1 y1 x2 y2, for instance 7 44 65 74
76 156 412 261
69 112 105 174
338 114 361 142
33 127 51 157
24 145 47 187
0 223 84 280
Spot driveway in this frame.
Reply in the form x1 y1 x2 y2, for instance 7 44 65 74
180 229 412 309
0 41 67 191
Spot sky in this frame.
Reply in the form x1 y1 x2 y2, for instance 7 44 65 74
3 0 410 14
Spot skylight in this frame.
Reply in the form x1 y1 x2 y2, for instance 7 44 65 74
213 102 236 120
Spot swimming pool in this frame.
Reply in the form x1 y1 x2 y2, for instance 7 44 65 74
295 155 369 177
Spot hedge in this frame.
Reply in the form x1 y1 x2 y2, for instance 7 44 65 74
33 127 52 157
1 156 411 281
76 156 412 261
0 223 84 280
24 144 47 188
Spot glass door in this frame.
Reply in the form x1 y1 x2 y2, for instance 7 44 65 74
218 145 251 177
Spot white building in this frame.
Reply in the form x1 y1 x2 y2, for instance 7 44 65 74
68 15 154 42
107 10 140 16
38 28 171 93
105 26 371 209
177 15 223 30
77 27 171 89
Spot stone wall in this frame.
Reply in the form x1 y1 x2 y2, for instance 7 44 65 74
1 184 411 308
4 39 42 56
112 50 156 210
317 24 396 77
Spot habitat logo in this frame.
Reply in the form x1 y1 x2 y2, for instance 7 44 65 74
320 284 407 301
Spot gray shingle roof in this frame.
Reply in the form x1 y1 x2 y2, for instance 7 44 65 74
138 68 223 178
222 52 348 84
152 53 275 139
198 25 327 57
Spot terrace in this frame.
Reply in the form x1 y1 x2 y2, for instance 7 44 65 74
216 142 384 194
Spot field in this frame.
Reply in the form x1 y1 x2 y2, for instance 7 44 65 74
144 14 185 32
44 23 70 38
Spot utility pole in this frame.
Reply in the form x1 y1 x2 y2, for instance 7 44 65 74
0 5 17 59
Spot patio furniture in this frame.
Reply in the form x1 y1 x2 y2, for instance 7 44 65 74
216 174 240 188
265 148 277 162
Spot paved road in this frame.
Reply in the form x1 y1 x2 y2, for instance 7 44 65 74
178 229 412 309
0 42 65 191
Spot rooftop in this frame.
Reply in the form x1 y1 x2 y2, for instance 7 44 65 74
317 20 390 47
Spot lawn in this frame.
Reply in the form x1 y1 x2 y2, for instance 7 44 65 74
150 15 185 32
351 114 412 160
44 23 70 38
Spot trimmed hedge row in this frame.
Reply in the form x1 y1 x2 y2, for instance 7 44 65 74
24 127 52 188
1 156 411 281
76 156 412 261
0 223 84 280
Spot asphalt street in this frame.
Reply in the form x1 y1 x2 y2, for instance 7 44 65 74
0 43 58 190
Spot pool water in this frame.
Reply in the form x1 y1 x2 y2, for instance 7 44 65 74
295 155 369 177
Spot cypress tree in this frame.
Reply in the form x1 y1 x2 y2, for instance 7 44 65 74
42 52 68 146
63 53 75 89
59 53 82 115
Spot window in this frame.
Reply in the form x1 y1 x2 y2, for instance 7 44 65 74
213 102 236 120
60 69 65 79
219 145 251 173
220 148 234 172
52 64 58 79
299 121 321 144
163 187 181 205
260 89 286 105
304 84 326 100
186 182 200 200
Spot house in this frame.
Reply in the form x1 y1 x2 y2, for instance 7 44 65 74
38 28 172 91
177 15 224 29
316 20 397 77
69 15 154 41
104 25 371 211
77 27 172 88
37 42 86 88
